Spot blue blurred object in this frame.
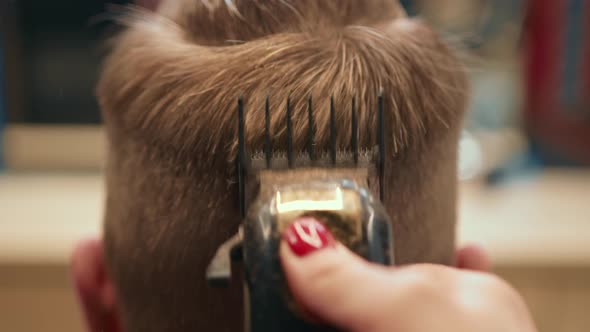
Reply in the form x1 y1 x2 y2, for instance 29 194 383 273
400 0 417 16
470 0 525 49
523 0 590 166
484 151 543 186
561 0 585 110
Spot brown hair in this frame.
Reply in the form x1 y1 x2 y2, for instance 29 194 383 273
97 1 468 331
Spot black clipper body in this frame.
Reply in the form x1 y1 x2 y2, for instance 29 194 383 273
207 97 394 332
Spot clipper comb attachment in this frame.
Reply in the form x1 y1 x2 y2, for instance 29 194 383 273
330 97 337 165
208 96 393 331
236 95 386 216
307 97 315 162
378 94 385 201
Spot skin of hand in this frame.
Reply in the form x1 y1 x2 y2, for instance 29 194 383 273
280 218 538 332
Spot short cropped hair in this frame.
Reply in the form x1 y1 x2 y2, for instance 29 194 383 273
97 1 468 331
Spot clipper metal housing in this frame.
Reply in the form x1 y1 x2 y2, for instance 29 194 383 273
207 96 394 332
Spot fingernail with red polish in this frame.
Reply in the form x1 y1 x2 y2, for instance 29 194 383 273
283 217 336 256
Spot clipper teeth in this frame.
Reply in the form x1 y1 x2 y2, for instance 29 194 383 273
236 95 385 217
249 148 377 170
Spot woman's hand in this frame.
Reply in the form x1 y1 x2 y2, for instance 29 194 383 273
280 217 537 332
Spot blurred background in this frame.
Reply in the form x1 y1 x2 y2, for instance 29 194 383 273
0 0 589 331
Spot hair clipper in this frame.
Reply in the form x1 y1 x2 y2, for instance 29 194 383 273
207 96 394 331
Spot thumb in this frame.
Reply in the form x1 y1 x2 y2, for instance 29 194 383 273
280 217 398 331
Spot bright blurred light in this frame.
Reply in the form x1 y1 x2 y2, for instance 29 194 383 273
458 130 483 181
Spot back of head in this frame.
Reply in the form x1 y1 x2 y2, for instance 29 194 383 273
97 0 468 331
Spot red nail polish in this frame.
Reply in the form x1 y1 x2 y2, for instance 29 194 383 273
283 217 336 256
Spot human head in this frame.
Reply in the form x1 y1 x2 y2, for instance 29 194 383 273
71 1 468 331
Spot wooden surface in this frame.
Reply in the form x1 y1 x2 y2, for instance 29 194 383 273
3 125 106 171
458 170 590 266
0 264 588 332
0 173 102 264
1 170 590 332
0 264 84 332
498 266 590 332
1 170 589 265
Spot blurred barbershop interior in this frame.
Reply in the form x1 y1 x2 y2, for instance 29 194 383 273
1 0 589 331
